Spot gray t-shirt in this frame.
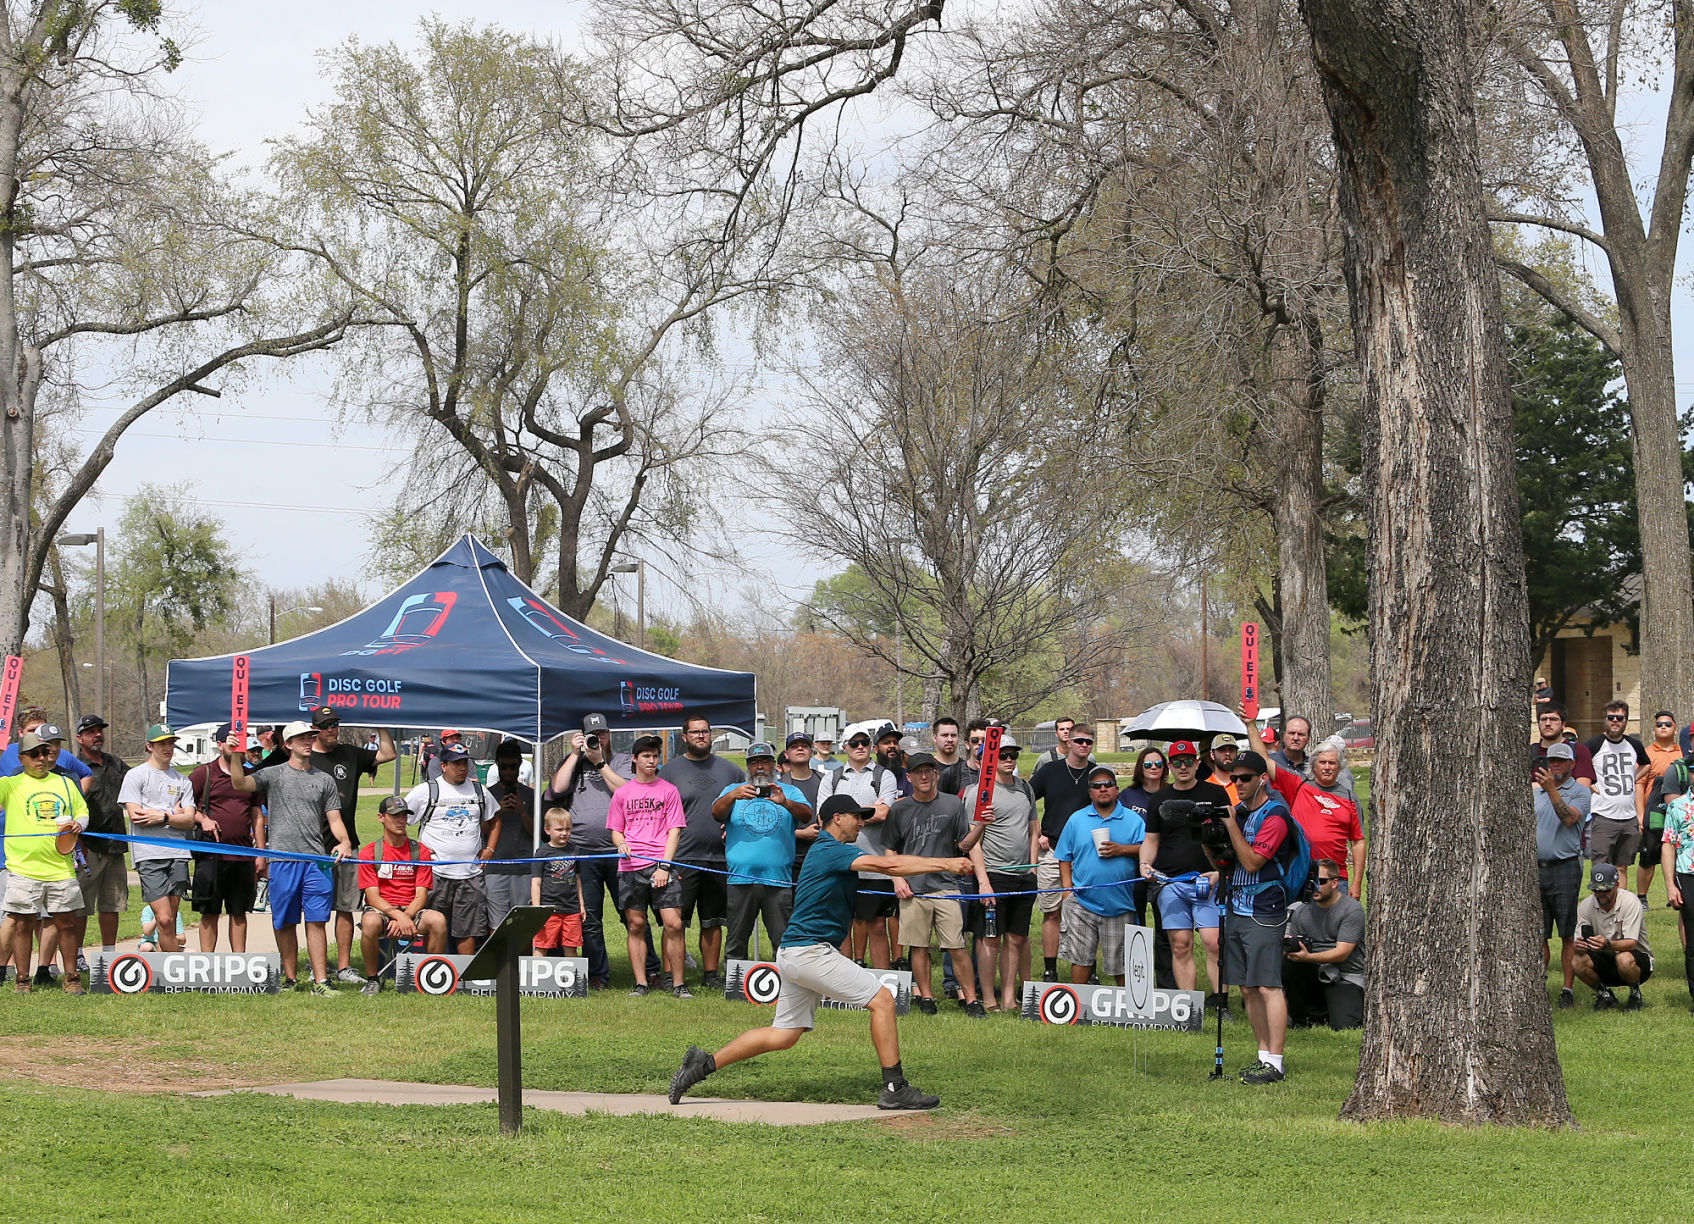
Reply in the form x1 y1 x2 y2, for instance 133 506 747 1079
659 753 745 863
486 781 536 875
253 764 341 856
962 779 1035 874
885 793 971 894
555 752 631 854
1534 777 1590 861
1288 894 1367 987
117 762 196 862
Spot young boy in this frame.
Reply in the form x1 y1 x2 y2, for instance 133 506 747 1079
532 807 585 957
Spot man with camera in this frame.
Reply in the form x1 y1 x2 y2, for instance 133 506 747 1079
1572 862 1651 1010
1283 859 1365 1029
1142 741 1231 1007
1535 740 1591 1008
713 741 811 960
1205 750 1296 1084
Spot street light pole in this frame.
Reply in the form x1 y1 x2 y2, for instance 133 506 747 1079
610 561 647 651
270 597 326 644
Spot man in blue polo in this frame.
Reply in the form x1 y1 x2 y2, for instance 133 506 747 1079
1054 765 1145 986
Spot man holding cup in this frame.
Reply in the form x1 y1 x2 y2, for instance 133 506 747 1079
1054 765 1145 986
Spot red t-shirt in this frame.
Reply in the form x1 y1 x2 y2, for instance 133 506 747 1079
1270 768 1364 877
356 838 435 909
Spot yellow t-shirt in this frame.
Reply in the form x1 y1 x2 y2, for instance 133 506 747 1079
0 771 86 882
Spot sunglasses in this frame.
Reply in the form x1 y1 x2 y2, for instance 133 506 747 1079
1071 737 1095 745
846 738 871 748
1229 773 1256 784
1001 750 1021 759
1171 757 1198 765
1088 780 1118 789
1316 876 1338 885
21 747 53 759
1658 721 1676 728
1606 714 1627 721
1143 761 1166 769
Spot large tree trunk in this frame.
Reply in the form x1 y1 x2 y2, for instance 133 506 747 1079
1269 311 1334 727
1302 0 1571 1124
46 549 82 721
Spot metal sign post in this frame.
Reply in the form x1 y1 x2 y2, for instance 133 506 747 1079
460 905 554 1135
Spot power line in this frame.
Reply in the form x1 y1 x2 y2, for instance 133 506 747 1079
67 426 406 453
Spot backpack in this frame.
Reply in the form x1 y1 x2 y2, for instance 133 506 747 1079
1238 800 1316 907
1647 756 1694 831
416 777 489 832
371 837 419 867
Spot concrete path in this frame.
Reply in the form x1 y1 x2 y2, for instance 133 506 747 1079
199 1078 892 1125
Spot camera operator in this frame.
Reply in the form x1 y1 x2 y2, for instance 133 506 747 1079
1142 741 1231 1009
1282 859 1364 1029
1206 750 1296 1084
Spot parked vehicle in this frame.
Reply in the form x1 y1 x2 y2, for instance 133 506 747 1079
1340 719 1375 750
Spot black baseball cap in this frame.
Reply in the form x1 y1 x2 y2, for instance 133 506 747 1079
1233 750 1270 776
906 752 939 771
309 705 340 728
439 743 471 762
76 714 107 733
819 794 875 822
875 724 901 743
785 731 813 746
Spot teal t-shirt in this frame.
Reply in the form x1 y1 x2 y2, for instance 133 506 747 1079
780 830 862 948
721 781 806 886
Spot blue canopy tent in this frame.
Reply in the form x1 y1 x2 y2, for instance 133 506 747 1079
166 534 757 743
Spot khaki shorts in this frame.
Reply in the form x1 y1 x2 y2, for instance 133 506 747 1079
898 893 966 950
773 942 884 1030
79 848 130 915
1035 852 1066 914
4 874 83 916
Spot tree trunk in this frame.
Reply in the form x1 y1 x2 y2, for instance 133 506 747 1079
1302 0 1571 1124
1268 311 1334 727
46 549 81 721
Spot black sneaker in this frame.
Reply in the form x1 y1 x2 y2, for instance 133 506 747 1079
1238 1060 1270 1077
964 1000 988 1019
33 966 52 987
1625 986 1644 1011
1557 987 1575 1009
281 978 298 992
655 972 673 991
668 1044 716 1104
1593 987 1618 1011
359 977 383 997
700 971 724 991
943 983 961 1000
1086 973 1100 985
1242 1062 1286 1085
1040 969 1057 983
877 1080 940 1110
629 983 651 997
672 984 695 1000
892 956 912 972
915 996 938 1015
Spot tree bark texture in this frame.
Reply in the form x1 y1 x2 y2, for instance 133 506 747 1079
1302 0 1572 1124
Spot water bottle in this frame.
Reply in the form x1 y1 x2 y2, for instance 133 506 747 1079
984 904 999 940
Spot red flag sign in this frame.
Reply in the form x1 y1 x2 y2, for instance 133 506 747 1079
1240 624 1260 721
229 654 251 745
0 654 21 750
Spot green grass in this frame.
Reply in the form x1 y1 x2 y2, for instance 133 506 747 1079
4 871 1694 1221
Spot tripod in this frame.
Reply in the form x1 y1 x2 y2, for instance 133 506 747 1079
1208 871 1231 1081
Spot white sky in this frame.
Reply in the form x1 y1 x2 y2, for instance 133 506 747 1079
65 4 1694 618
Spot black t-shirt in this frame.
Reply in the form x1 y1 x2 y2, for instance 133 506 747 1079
309 743 380 847
1145 780 1234 875
1031 757 1095 845
786 770 825 871
938 757 972 796
658 753 745 863
530 841 582 913
77 749 129 838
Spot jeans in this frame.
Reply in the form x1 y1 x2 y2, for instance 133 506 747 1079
578 856 658 983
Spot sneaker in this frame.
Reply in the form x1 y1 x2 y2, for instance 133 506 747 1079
359 977 383 997
668 1044 716 1104
942 983 961 1000
75 954 89 974
915 996 938 1015
964 1000 988 1019
685 951 698 970
892 956 912 973
281 978 298 992
1238 1060 1270 1077
1594 987 1618 1011
1086 973 1100 986
655 972 673 991
629 983 651 997
701 970 724 991
588 977 609 991
877 1080 940 1110
672 985 695 1000
1040 969 1057 983
1557 987 1575 1009
33 966 51 987
47 964 61 981
308 979 338 998
1242 1062 1286 1085
1638 893 1650 911
335 967 364 985
1625 986 1644 1011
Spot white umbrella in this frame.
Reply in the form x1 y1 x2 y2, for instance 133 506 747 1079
1125 700 1249 743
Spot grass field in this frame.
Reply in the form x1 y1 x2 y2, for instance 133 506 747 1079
5 854 1694 1223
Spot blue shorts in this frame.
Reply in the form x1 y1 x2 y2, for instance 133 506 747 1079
269 859 333 929
1155 876 1220 931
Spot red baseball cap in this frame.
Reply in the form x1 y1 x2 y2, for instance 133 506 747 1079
441 728 462 739
1169 740 1200 758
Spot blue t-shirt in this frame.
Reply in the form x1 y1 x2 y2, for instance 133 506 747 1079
781 830 862 948
1054 802 1146 917
721 781 806 886
0 747 91 870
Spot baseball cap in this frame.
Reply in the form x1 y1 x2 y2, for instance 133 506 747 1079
1233 750 1270 776
309 706 340 728
281 720 314 742
378 795 412 817
76 714 107 734
441 728 462 740
875 724 901 742
246 734 260 750
906 752 939 771
746 741 777 761
1087 764 1118 783
1543 742 1576 760
999 733 1020 749
146 723 178 743
1590 862 1620 891
844 731 872 746
1169 740 1200 758
16 731 46 753
819 794 875 821
439 743 471 762
214 722 234 743
1211 735 1241 752
37 723 65 742
785 731 813 747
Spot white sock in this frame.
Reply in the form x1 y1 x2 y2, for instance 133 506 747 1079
1265 1052 1284 1071
101 945 115 956
1258 1048 1271 1064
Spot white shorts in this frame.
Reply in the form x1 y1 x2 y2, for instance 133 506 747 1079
773 942 885 1030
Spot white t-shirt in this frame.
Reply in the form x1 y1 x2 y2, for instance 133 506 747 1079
117 762 196 862
404 777 498 880
1590 737 1642 824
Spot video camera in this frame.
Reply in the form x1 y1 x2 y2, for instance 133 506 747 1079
1161 798 1236 856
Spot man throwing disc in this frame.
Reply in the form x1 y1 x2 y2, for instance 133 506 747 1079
668 794 973 1110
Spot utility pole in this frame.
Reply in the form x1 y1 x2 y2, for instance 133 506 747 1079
1199 573 1209 698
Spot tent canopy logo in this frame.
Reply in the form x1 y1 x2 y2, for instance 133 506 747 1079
343 592 457 657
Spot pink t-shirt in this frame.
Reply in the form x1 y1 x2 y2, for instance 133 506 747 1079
606 777 686 872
